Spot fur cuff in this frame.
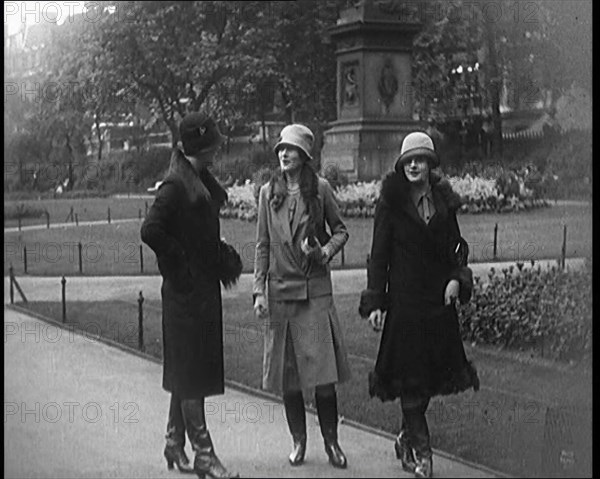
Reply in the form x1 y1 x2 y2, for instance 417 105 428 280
358 289 388 318
219 240 243 289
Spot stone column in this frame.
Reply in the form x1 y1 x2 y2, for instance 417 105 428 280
321 0 424 181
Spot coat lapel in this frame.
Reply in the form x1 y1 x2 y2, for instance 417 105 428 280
290 195 308 241
402 196 427 227
429 186 449 229
272 197 293 244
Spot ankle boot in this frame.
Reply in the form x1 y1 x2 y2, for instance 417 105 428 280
182 399 239 479
165 395 194 473
315 389 347 469
165 444 194 474
414 454 433 478
283 392 307 466
394 430 417 473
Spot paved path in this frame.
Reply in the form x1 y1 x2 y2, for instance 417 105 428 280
4 258 587 303
4 307 500 478
3 258 586 478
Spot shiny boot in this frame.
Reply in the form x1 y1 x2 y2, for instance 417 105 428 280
394 430 417 473
165 395 194 473
414 454 433 478
315 386 347 469
283 391 307 466
401 396 432 478
182 399 239 479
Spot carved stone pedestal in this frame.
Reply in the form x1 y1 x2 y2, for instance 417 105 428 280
321 0 423 181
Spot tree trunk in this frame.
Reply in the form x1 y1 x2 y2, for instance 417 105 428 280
261 110 267 152
65 133 74 190
483 19 503 158
168 118 180 148
95 116 103 162
280 88 294 124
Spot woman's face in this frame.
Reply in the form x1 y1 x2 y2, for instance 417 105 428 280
186 148 217 174
403 156 430 185
278 145 304 174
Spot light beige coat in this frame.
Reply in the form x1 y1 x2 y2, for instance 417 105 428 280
253 177 352 393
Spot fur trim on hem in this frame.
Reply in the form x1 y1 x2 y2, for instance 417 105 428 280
368 360 480 402
359 289 389 318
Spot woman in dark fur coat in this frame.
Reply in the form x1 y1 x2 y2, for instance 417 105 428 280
141 112 241 479
359 131 480 478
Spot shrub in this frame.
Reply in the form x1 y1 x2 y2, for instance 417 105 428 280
251 166 275 206
127 146 173 186
4 203 46 220
544 130 592 200
322 164 349 191
249 149 274 171
458 260 592 362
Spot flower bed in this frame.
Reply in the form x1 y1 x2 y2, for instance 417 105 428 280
458 261 592 362
220 180 258 222
220 171 550 221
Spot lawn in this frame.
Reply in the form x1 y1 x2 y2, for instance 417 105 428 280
21 293 593 478
4 196 153 228
4 202 593 276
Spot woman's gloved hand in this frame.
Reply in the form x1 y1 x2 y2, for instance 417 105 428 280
300 236 328 264
253 294 269 319
444 279 460 306
368 309 385 332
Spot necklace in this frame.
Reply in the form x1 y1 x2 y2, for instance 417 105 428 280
287 183 300 195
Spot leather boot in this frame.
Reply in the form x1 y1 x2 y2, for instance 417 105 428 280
315 387 347 469
414 454 433 478
165 395 194 473
401 395 432 477
181 399 239 479
283 391 307 466
394 430 417 473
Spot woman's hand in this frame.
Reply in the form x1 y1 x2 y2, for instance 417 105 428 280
368 309 385 332
254 294 269 319
300 237 328 264
444 279 460 306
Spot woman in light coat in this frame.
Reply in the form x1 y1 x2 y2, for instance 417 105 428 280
253 124 352 469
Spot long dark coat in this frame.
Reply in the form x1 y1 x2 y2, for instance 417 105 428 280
141 148 228 399
359 171 480 401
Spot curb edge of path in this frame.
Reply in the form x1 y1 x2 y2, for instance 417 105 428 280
6 304 511 478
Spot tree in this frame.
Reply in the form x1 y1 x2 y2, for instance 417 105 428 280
91 1 278 146
412 0 577 159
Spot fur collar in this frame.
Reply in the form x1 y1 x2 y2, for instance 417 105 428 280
165 148 227 206
380 170 462 213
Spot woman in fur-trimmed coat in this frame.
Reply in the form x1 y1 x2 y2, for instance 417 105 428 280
141 112 241 479
359 132 479 478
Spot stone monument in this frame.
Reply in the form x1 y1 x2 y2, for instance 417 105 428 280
321 0 424 181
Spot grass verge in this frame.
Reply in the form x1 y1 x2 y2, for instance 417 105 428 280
20 293 592 478
4 202 593 276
